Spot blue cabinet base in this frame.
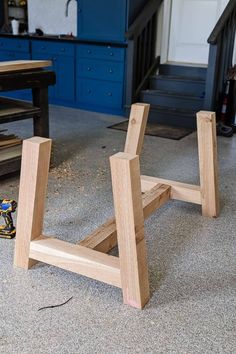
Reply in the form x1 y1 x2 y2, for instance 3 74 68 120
1 87 125 116
77 103 125 116
48 98 125 116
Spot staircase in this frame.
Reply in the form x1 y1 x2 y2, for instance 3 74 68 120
140 64 207 129
126 1 236 130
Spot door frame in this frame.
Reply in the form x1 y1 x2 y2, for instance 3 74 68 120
160 0 172 64
160 0 230 65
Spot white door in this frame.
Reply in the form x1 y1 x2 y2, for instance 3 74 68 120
167 0 229 64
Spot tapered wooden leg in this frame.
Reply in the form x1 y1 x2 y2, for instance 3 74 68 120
197 111 219 217
124 103 150 155
14 137 52 269
110 152 150 309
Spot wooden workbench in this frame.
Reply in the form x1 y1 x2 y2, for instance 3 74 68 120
0 60 56 177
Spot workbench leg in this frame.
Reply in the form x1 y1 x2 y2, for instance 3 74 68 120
14 137 52 269
32 87 49 138
197 111 219 217
110 152 150 309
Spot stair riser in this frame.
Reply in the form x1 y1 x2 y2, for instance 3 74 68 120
148 110 197 129
141 92 204 110
159 65 206 80
150 78 205 96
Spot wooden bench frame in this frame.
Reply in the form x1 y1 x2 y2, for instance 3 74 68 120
14 104 219 309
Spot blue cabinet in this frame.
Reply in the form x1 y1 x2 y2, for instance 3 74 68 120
77 0 147 42
0 37 30 52
78 0 127 42
0 50 29 61
77 79 123 109
31 40 75 105
31 51 56 99
76 44 125 114
0 37 126 114
76 0 147 112
78 59 124 82
0 37 31 99
0 37 30 61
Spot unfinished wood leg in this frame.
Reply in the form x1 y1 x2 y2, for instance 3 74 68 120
110 152 149 309
124 103 150 155
197 111 219 217
14 137 52 269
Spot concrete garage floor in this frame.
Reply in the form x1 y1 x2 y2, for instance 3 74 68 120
0 105 235 354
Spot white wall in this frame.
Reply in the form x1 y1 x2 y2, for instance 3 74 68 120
28 0 77 36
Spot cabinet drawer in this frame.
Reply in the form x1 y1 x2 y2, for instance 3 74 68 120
77 59 124 82
0 51 30 61
77 79 123 109
32 40 74 56
0 37 29 52
77 44 125 62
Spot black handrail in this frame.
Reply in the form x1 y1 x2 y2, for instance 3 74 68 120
204 0 236 111
208 0 236 44
125 0 163 108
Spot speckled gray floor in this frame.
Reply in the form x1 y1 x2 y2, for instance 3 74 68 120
0 105 235 354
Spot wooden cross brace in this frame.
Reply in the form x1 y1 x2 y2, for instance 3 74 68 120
14 104 219 309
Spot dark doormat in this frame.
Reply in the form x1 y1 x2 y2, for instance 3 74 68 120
108 120 194 140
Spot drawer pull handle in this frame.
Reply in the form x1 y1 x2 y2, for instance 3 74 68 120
87 67 91 71
110 52 114 56
107 92 112 97
109 69 113 73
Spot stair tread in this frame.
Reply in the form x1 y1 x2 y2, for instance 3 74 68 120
142 89 204 100
151 74 205 83
159 64 207 81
